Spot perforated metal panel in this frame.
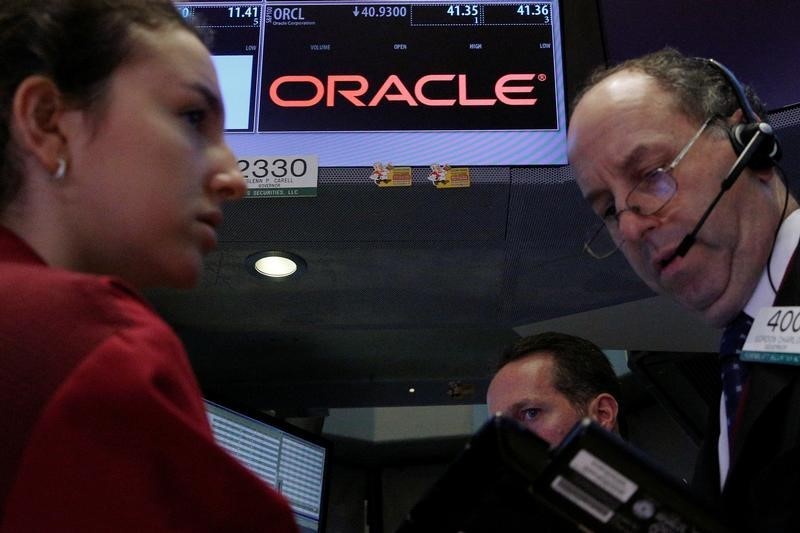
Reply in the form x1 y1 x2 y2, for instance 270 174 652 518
145 104 800 409
220 167 510 243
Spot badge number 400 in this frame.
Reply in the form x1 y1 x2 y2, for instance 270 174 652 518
766 308 800 333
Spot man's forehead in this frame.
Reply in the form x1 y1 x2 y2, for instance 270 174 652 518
487 355 566 410
509 352 557 381
568 72 687 175
582 69 662 104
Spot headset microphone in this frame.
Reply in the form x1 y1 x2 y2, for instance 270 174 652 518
662 59 781 265
665 123 773 264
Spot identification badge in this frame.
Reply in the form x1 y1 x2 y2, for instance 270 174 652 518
741 306 800 365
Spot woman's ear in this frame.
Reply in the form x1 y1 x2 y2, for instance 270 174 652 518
10 75 67 175
588 392 619 432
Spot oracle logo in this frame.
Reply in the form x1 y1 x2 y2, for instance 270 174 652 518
268 74 539 107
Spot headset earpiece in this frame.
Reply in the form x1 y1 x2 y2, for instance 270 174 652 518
706 58 782 169
728 121 782 169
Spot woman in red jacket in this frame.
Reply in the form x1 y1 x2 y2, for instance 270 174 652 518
0 1 297 531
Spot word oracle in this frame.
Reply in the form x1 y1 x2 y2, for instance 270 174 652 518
268 73 539 107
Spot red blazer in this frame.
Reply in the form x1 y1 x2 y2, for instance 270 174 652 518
0 227 298 532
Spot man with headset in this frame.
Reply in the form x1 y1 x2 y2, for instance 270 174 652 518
567 47 800 531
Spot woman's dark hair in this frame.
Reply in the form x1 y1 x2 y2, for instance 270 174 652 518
0 0 199 212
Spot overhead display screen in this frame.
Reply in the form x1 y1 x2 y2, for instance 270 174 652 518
176 1 567 166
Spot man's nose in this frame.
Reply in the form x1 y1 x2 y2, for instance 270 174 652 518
616 208 658 242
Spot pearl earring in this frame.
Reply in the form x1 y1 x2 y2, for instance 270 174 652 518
52 157 67 181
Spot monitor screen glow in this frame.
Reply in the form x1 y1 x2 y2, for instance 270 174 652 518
204 399 330 533
177 1 568 166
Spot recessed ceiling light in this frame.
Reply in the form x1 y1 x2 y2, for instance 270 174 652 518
255 256 297 277
246 251 306 279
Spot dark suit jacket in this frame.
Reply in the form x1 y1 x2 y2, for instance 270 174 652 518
692 242 800 532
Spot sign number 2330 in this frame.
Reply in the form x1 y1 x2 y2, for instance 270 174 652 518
238 157 313 179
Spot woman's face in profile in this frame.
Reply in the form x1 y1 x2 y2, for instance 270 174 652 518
58 26 246 288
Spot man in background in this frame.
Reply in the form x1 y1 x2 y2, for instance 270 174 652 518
487 331 622 446
568 47 800 531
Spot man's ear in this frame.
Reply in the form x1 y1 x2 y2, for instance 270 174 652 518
727 109 778 184
728 108 745 124
588 393 618 432
11 75 68 175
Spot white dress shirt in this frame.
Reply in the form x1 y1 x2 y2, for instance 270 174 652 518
718 208 800 488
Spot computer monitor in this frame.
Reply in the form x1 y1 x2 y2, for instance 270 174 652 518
203 399 331 533
175 0 568 166
399 417 729 532
626 351 719 446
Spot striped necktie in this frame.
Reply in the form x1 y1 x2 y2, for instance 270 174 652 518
719 311 754 444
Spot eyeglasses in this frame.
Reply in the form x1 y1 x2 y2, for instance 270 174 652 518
583 117 714 259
